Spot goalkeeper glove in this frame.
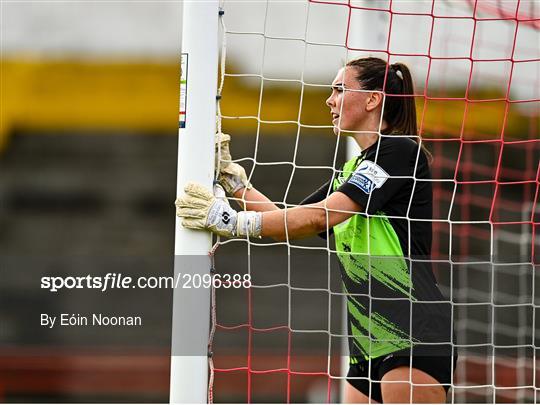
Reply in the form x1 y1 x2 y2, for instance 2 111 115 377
215 133 252 195
175 182 262 238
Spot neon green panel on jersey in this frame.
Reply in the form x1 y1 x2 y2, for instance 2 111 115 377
333 156 416 360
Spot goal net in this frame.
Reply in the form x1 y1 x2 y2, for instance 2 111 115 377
204 0 539 402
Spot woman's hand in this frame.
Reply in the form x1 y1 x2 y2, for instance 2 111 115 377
175 182 261 238
215 133 252 195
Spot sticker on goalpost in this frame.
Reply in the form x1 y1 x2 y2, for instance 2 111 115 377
179 53 188 129
348 160 389 194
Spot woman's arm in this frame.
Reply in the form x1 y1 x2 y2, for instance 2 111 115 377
261 191 362 240
232 187 280 212
232 179 333 214
176 183 361 241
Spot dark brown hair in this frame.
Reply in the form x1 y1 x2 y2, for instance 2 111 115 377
346 57 432 162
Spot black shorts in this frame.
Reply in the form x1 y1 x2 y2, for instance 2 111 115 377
346 346 458 403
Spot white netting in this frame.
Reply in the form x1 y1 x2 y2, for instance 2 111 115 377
208 1 539 402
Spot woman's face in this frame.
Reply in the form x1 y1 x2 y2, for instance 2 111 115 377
326 67 371 135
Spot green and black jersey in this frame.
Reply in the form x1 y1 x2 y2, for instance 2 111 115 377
301 136 452 362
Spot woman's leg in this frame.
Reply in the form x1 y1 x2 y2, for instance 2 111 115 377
380 366 446 403
344 381 380 404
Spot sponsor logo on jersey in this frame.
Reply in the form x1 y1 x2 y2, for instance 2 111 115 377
348 160 389 194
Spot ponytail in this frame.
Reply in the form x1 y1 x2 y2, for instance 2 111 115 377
387 62 417 136
346 57 432 163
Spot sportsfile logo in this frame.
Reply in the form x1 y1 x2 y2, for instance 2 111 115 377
41 272 252 292
348 160 389 194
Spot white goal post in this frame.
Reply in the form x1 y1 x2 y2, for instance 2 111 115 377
170 0 220 403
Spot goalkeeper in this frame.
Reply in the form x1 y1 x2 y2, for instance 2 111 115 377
176 57 455 403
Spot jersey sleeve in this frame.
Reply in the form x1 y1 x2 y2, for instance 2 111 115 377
299 180 332 205
336 139 419 215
